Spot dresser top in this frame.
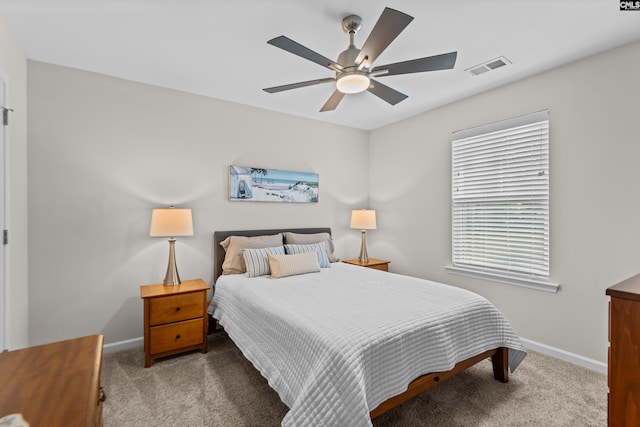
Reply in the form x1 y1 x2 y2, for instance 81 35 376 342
607 273 640 302
0 334 103 426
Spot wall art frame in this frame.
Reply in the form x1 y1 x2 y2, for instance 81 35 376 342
228 165 319 203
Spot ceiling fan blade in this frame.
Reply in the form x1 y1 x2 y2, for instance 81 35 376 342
367 79 408 105
267 36 343 72
320 90 345 112
264 78 335 94
371 52 457 77
355 8 414 69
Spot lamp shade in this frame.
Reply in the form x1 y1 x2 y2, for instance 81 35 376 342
350 209 377 230
149 208 194 237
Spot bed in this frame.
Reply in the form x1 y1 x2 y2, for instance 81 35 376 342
208 228 527 427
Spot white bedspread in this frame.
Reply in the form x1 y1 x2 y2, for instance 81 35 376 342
209 263 527 427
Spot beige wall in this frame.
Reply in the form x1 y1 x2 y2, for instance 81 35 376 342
27 61 369 345
0 17 29 349
369 39 640 363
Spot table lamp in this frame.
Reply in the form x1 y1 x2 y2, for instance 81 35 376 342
149 206 194 286
350 209 376 263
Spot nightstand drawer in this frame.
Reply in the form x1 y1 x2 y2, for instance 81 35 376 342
150 318 204 354
149 292 203 326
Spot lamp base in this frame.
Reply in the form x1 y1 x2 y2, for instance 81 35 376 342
163 239 182 286
358 230 369 263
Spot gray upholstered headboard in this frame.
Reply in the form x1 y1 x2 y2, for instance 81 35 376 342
213 227 332 284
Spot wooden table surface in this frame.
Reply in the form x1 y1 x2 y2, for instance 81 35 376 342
0 334 104 426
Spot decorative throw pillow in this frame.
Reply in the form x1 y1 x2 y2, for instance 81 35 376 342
283 232 339 262
268 251 320 279
220 233 283 275
243 246 286 277
284 242 330 268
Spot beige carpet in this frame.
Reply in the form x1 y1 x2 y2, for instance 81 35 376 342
102 332 607 426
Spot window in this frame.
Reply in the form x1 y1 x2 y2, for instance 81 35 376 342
448 110 558 292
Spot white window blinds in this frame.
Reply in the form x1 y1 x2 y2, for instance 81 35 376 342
451 110 554 290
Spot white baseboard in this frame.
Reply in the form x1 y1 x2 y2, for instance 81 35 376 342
102 336 143 353
520 337 607 374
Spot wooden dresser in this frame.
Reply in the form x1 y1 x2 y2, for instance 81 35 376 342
140 278 209 367
606 274 640 426
0 334 105 426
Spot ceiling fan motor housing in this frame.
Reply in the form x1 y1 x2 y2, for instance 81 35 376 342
337 45 362 68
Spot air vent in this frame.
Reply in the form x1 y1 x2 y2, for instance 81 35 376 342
469 65 490 76
466 56 511 76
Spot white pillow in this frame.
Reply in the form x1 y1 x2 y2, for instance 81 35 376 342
242 246 286 277
283 232 339 262
284 242 330 268
268 251 320 279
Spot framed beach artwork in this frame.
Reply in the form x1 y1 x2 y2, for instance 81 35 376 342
228 166 319 203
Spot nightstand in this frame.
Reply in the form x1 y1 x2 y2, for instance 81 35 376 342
140 278 209 367
343 258 390 272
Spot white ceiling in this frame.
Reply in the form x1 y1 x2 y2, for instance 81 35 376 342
1 0 639 130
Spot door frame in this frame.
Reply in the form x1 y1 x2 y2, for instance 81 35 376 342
0 67 9 351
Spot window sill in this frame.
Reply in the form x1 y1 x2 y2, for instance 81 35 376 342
445 265 560 293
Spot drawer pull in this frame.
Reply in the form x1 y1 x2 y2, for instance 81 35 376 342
98 387 106 403
176 334 181 340
175 307 181 312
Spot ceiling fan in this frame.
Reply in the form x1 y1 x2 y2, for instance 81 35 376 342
263 7 457 112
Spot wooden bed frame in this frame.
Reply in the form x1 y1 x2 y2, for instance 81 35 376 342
210 227 508 419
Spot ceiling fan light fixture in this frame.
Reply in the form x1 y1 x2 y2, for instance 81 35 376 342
336 72 370 94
